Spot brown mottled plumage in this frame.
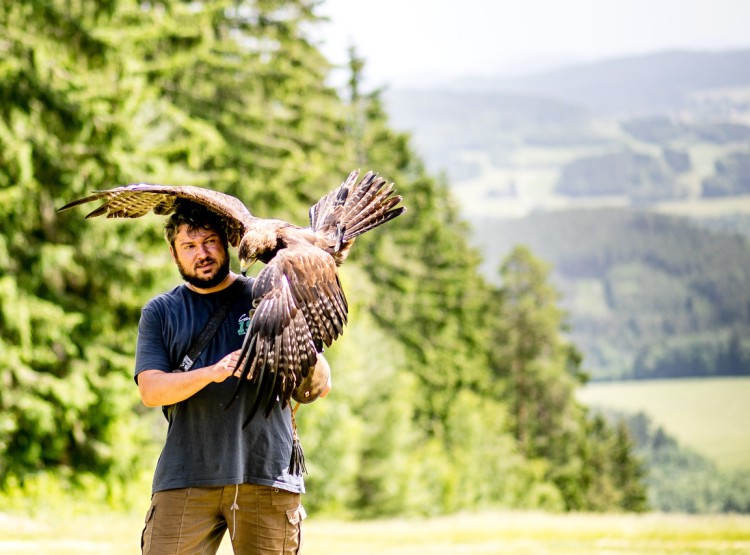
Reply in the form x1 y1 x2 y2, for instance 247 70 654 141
59 170 405 424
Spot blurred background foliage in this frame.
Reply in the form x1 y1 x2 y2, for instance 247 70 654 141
1 0 657 517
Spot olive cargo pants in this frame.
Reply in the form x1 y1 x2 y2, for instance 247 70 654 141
141 483 305 554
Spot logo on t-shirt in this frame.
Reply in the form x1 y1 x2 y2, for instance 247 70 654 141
237 314 250 336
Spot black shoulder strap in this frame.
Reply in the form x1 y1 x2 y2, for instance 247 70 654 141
177 280 243 372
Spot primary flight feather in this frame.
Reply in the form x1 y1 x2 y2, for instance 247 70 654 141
59 170 405 423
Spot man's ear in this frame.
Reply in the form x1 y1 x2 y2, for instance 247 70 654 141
169 244 178 263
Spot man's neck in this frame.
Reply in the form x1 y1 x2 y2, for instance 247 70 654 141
185 272 237 294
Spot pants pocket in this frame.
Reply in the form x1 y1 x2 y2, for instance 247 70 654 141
284 505 306 554
285 504 307 526
141 505 155 554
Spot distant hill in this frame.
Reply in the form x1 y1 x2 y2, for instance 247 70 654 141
449 49 750 115
384 49 750 218
474 208 750 380
383 90 593 183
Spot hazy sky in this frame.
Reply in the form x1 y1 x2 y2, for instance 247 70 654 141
315 0 750 88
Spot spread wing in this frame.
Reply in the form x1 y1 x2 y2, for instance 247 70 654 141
308 170 405 264
58 183 254 247
231 243 348 424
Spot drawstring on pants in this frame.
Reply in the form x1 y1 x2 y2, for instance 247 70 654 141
230 484 240 541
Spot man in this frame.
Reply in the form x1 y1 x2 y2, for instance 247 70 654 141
136 202 327 554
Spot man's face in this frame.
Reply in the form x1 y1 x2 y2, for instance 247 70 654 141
170 224 230 289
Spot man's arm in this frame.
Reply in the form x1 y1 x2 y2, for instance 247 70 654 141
137 349 242 407
138 350 332 407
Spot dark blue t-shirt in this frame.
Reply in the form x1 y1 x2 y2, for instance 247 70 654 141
135 276 304 495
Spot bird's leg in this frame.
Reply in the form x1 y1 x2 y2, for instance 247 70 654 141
334 223 346 252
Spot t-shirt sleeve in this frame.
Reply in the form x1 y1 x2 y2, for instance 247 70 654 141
134 304 172 383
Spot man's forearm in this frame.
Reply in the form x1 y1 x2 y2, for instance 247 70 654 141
137 366 217 407
138 349 241 407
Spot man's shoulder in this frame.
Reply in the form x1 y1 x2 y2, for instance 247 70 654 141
142 284 188 313
235 275 254 296
146 283 188 303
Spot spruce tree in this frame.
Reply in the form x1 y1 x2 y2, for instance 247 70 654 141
0 0 162 488
491 246 647 511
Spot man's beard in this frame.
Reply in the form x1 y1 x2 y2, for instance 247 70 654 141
177 256 230 290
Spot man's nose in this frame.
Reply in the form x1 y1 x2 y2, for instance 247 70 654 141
195 243 211 258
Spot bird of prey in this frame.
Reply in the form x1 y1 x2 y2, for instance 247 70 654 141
59 170 405 424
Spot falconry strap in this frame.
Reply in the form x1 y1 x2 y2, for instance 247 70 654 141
289 402 306 476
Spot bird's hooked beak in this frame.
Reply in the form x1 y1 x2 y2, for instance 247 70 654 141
240 258 256 277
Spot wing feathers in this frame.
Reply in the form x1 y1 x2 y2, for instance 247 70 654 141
307 170 405 263
59 183 254 247
236 245 345 422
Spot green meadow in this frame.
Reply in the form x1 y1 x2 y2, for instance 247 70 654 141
2 377 748 553
577 377 750 471
2 510 749 555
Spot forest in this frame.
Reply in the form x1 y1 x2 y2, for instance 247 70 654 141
0 0 654 518
474 209 750 381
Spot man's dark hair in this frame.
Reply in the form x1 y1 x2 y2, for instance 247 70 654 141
164 201 229 249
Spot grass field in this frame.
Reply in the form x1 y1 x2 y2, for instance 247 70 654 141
3 378 746 554
576 376 750 471
2 510 750 555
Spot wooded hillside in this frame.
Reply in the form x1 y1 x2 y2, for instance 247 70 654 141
475 208 750 380
386 49 750 383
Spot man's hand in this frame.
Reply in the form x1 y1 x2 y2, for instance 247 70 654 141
318 355 332 398
210 349 243 383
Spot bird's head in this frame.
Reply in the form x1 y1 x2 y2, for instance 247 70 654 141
238 221 281 276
